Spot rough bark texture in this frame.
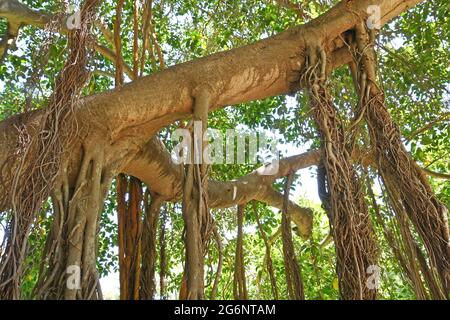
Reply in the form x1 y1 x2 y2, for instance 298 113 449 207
140 191 163 300
123 136 317 238
33 138 111 300
0 0 423 214
305 45 378 299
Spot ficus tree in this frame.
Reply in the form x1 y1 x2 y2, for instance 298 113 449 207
0 0 448 300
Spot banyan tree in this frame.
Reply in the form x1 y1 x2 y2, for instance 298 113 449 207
0 0 448 300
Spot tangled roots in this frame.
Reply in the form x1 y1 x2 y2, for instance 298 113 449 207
0 0 101 299
303 44 378 300
281 175 305 300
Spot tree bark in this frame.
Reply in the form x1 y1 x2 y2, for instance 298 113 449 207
233 204 248 300
117 175 143 300
353 23 450 297
140 191 163 300
0 0 424 213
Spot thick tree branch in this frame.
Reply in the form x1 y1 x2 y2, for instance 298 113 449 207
0 0 51 27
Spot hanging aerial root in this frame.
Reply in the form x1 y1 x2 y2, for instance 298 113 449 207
140 191 163 300
181 86 214 300
210 221 223 300
233 204 248 300
254 201 279 299
352 23 449 298
0 0 101 300
366 176 430 299
117 175 143 300
303 43 378 300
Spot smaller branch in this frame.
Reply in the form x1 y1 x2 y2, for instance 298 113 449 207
94 45 133 81
406 112 450 142
95 21 114 47
0 0 52 27
91 69 115 79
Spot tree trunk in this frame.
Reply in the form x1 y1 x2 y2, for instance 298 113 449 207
0 0 430 300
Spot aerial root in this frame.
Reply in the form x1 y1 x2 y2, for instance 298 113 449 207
303 41 378 300
34 145 108 300
353 23 450 298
